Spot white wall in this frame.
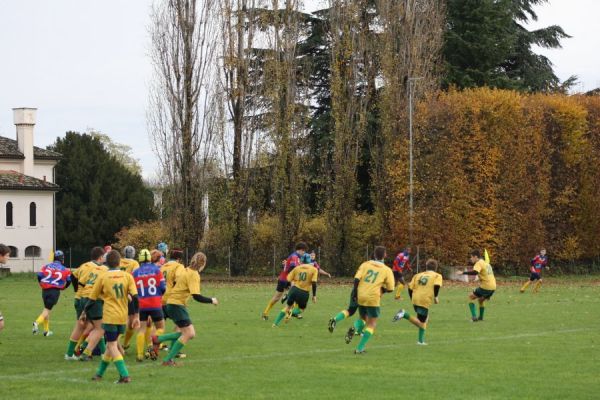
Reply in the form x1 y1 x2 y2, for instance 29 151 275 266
33 161 56 183
0 159 56 183
0 190 54 273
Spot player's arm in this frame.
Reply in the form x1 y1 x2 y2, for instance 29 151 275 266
462 270 478 276
157 271 166 295
190 273 218 305
311 271 318 302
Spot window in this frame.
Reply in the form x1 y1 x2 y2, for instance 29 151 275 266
25 245 41 258
29 202 36 226
8 246 18 258
6 202 13 226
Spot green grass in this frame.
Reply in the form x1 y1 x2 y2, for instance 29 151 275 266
0 275 599 399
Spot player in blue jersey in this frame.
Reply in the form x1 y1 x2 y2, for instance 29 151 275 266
33 250 71 336
133 249 166 361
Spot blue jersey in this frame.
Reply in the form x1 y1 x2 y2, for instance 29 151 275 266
133 262 166 310
38 261 71 290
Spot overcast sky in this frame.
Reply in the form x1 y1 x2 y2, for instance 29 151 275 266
0 0 598 179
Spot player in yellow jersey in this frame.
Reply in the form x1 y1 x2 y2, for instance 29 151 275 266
65 247 105 360
393 259 442 345
272 263 318 327
461 249 496 322
151 252 218 366
119 246 140 350
83 250 139 383
345 246 395 354
160 249 185 321
78 250 111 361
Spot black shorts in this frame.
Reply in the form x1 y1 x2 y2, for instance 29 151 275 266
128 300 136 316
414 305 429 323
276 279 290 293
286 286 309 309
162 305 169 320
140 309 164 323
165 304 192 328
42 288 61 310
393 270 406 284
473 287 495 300
529 272 541 281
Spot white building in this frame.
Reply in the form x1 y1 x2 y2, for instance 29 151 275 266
0 108 60 272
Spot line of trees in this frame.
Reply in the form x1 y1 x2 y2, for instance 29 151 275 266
143 0 593 275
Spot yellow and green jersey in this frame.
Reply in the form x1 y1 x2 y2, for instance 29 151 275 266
287 264 318 293
89 269 137 325
119 258 139 275
408 270 443 309
72 261 99 299
167 268 201 307
160 260 185 305
354 260 395 307
79 262 109 298
474 259 496 290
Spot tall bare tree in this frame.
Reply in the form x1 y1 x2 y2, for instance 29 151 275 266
148 0 219 254
218 0 259 274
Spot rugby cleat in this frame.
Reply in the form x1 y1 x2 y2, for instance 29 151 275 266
175 352 187 359
417 341 428 346
162 360 178 367
43 331 53 337
79 354 93 362
392 309 405 322
64 354 79 361
115 376 131 384
354 349 366 355
261 314 269 321
471 317 479 322
32 322 39 335
344 327 356 344
328 318 336 333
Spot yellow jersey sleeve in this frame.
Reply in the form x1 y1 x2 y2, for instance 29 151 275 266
408 273 417 291
434 272 443 287
127 274 138 296
354 264 366 280
473 260 484 273
311 268 318 283
188 270 201 296
88 274 104 301
385 268 395 291
287 268 297 283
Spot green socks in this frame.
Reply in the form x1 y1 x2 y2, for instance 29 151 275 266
292 307 302 316
114 356 129 377
418 328 426 343
403 312 411 320
357 327 374 352
334 311 346 323
273 310 286 326
479 307 485 320
158 332 182 344
66 339 77 356
96 355 110 377
353 319 366 335
164 339 185 362
468 303 477 318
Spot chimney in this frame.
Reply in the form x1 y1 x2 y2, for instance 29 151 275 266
13 107 37 177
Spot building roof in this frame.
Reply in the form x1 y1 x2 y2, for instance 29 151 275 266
0 136 61 160
0 170 59 191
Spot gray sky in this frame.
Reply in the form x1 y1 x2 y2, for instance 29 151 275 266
0 0 598 179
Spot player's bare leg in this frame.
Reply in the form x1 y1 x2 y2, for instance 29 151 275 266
80 320 105 360
262 291 284 320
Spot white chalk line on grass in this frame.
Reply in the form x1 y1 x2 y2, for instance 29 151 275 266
0 327 591 384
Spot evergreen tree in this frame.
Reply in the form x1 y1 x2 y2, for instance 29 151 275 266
444 0 573 92
49 132 155 249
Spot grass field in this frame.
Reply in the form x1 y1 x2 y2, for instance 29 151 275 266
0 274 599 399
